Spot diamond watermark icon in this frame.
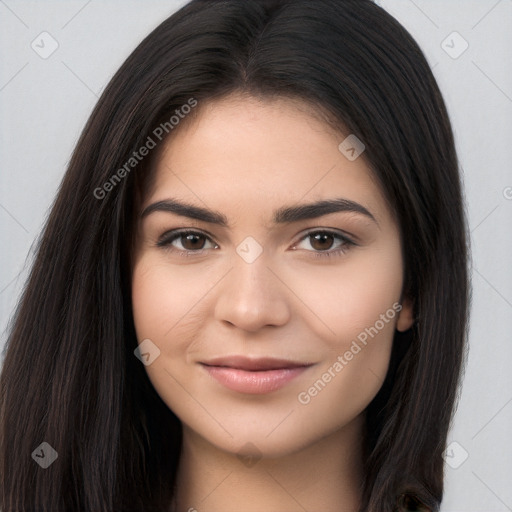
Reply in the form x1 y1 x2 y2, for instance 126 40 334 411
31 442 58 469
134 338 161 366
441 31 469 59
443 441 469 469
236 236 263 264
31 31 59 59
338 134 365 161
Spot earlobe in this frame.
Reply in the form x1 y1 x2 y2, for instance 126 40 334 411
396 297 415 332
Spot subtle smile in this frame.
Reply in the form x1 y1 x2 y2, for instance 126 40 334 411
200 356 315 394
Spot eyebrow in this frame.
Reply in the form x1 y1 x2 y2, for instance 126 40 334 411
141 197 377 226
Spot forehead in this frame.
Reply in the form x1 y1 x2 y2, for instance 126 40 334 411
143 93 389 226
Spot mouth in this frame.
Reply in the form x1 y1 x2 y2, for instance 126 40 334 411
199 356 315 394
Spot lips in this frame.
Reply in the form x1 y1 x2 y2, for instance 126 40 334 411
200 356 314 394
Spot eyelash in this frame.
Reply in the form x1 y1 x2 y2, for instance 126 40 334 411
156 229 356 259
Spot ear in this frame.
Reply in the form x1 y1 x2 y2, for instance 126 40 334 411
396 297 415 332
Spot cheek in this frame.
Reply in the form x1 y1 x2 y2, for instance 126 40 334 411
293 263 401 432
131 257 212 416
286 245 404 349
286 246 403 409
131 257 214 365
132 260 177 340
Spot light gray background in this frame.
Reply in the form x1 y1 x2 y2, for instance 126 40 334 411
1 1 511 510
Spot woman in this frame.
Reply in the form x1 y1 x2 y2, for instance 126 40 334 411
0 0 470 510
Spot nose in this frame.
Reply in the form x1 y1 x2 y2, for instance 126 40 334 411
214 254 291 332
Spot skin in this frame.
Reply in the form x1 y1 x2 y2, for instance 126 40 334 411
131 93 414 512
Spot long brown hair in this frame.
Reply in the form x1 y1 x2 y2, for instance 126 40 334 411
0 1 470 510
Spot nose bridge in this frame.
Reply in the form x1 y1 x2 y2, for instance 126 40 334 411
214 246 290 331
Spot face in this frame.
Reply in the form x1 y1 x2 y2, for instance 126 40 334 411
131 93 414 458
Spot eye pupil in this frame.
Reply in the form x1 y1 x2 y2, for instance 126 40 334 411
182 233 206 250
310 233 334 251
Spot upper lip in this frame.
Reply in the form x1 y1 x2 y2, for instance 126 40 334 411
200 356 314 371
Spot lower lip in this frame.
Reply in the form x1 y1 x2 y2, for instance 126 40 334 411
201 364 310 394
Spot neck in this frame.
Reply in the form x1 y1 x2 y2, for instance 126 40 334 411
172 414 365 512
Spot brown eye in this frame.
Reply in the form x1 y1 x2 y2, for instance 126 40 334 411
309 232 335 251
157 230 218 252
181 233 207 250
292 230 355 258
